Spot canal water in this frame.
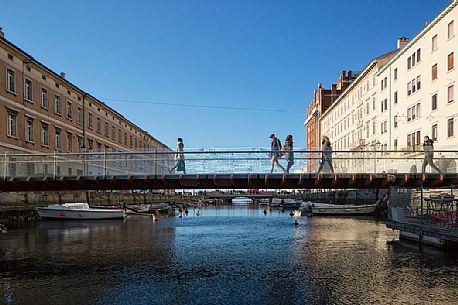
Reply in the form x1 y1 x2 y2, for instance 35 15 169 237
0 206 457 305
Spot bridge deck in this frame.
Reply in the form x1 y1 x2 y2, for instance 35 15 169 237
0 173 456 192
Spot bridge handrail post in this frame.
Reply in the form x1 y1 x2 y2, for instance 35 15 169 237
3 152 7 179
53 150 57 179
420 183 424 225
103 150 107 178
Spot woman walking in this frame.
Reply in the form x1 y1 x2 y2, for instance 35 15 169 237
169 137 186 174
283 135 294 173
317 135 334 174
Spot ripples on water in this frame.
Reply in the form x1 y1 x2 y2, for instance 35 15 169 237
0 206 457 305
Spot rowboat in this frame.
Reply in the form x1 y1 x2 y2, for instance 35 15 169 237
36 202 125 220
300 201 377 216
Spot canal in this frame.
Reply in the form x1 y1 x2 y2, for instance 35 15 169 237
0 206 457 305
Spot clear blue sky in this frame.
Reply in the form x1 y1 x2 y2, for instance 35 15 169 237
0 0 451 149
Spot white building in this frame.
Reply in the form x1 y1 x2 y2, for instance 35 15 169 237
319 0 458 174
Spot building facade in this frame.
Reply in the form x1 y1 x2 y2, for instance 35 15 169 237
377 0 458 173
313 0 457 174
0 32 172 176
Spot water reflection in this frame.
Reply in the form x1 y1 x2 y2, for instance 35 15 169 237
0 207 456 305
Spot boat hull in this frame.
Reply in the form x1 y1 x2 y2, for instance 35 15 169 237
300 202 377 216
37 208 124 220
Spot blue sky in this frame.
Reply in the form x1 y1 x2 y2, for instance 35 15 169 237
0 0 451 149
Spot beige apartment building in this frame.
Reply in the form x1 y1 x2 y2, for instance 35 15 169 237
0 32 172 176
318 0 457 173
377 0 457 173
320 44 403 172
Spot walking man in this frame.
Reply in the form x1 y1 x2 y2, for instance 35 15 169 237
316 135 334 174
421 135 442 174
169 137 186 174
269 134 286 173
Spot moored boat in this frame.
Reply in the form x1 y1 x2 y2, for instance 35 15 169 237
299 201 377 216
36 202 125 220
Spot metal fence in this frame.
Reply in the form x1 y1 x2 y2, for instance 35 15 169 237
1 149 458 178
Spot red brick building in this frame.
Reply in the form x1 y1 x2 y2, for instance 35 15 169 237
304 71 357 172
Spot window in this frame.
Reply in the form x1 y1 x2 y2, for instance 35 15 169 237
41 88 48 109
412 79 416 93
372 97 376 110
432 93 438 110
25 117 34 142
417 48 421 63
88 139 93 150
104 122 109 137
412 52 416 66
407 108 412 121
416 131 421 145
118 129 122 142
24 79 33 101
432 124 438 141
407 82 412 96
88 113 93 129
407 57 411 70
96 142 102 152
394 91 398 104
394 68 398 80
448 21 454 39
41 123 49 146
54 95 61 114
124 132 127 145
55 128 62 150
77 107 83 124
448 85 454 103
432 34 438 52
112 126 116 139
384 99 387 111
394 139 398 151
66 101 72 119
394 115 398 128
384 77 387 89
412 105 416 120
66 133 73 152
448 52 454 71
432 64 438 81
6 68 15 93
407 134 412 147
416 103 421 118
417 76 421 90
448 118 454 137
7 110 17 137
96 117 101 132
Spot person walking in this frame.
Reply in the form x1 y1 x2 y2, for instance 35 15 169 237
269 134 286 173
316 135 334 174
283 135 294 173
421 135 442 174
169 137 186 174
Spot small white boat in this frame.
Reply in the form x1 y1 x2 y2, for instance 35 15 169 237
299 201 377 216
37 202 125 220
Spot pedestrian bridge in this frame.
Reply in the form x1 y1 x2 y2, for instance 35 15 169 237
0 149 457 191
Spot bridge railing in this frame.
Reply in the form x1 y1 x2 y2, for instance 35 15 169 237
1 149 458 178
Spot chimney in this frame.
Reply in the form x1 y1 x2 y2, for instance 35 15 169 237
0 27 4 38
397 37 409 49
60 72 66 79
